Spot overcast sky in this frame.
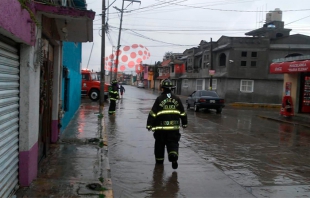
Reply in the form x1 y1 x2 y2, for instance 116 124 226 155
82 0 310 73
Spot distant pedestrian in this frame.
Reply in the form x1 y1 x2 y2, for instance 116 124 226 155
120 85 125 98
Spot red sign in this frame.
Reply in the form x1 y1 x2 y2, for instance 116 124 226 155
270 60 310 74
209 70 215 75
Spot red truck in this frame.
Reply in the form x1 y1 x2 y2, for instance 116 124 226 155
81 69 110 101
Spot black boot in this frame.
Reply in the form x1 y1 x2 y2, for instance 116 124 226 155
168 154 178 169
156 159 164 164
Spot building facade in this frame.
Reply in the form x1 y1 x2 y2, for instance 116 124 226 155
179 9 310 104
0 0 94 196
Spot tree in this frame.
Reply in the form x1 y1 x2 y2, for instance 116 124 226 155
163 51 173 60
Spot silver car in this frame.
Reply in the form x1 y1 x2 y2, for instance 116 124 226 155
137 82 144 88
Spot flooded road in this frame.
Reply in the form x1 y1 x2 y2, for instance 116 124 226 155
103 85 310 198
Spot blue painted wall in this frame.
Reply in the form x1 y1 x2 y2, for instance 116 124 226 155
61 42 82 133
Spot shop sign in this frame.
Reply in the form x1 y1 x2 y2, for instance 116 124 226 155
270 60 310 74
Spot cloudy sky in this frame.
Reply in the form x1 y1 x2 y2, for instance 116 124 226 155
82 0 310 73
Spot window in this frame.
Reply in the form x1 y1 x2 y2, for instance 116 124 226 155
241 51 247 57
251 52 257 57
209 79 217 90
204 54 207 60
219 53 226 66
251 61 256 67
183 79 188 87
240 80 254 92
196 79 204 90
241 61 247 67
82 74 90 80
171 65 174 73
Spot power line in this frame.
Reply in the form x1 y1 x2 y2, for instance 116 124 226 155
155 0 310 12
285 14 310 26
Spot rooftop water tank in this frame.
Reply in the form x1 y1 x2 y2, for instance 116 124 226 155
271 8 282 21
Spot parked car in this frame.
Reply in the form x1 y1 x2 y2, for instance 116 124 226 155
81 69 110 101
137 82 145 88
186 90 225 113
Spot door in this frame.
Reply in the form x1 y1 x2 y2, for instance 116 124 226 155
0 39 20 197
188 91 197 106
38 42 53 162
81 72 90 96
300 73 310 113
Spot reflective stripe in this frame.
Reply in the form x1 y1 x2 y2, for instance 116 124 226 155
169 151 178 156
151 126 180 131
157 110 180 116
156 158 164 160
110 98 117 100
149 110 156 117
180 112 186 116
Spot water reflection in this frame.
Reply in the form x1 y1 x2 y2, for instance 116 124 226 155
147 164 179 198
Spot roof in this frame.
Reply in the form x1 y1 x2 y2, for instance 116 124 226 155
213 43 231 52
180 56 188 60
34 2 95 42
157 74 170 79
194 51 203 56
161 59 171 67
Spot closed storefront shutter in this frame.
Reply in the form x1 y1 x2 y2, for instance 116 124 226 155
0 40 20 197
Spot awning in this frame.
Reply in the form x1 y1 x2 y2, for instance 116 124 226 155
34 2 95 42
157 74 170 80
270 60 310 74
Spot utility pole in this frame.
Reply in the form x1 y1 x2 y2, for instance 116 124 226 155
99 0 106 114
209 38 213 90
114 0 141 80
110 46 114 83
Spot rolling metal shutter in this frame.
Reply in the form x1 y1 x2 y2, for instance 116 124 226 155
0 40 20 197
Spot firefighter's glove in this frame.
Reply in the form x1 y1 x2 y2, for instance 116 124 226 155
146 126 152 131
182 125 187 128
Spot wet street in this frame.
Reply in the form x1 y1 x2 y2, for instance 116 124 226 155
102 85 310 198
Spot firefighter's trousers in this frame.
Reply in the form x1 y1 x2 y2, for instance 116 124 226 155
109 99 116 114
153 130 181 163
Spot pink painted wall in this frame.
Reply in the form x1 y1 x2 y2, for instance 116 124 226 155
19 142 38 186
0 0 34 45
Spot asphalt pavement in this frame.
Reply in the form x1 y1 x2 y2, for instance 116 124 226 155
15 85 310 197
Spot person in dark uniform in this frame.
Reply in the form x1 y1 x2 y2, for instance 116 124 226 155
108 79 119 115
120 84 125 98
146 79 188 169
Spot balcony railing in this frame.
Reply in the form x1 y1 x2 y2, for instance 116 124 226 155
34 0 87 10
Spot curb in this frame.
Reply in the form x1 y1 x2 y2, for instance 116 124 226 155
258 115 310 128
229 102 281 108
99 113 114 198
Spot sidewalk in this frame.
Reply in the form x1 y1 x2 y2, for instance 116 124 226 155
15 103 113 198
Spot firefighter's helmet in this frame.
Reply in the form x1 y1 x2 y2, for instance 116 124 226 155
112 79 118 85
161 79 174 89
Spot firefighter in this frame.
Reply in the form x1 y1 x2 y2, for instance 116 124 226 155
108 79 119 115
146 79 188 169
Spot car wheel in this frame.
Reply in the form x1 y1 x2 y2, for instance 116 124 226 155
216 108 222 114
194 103 199 112
89 89 100 101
